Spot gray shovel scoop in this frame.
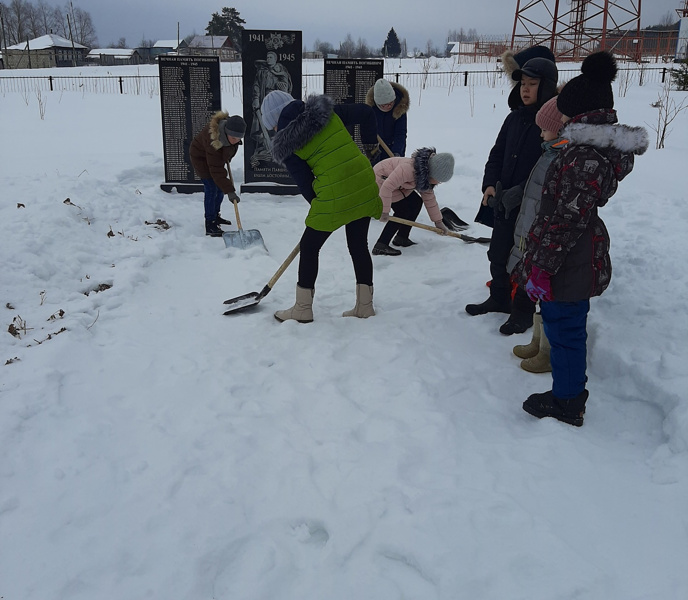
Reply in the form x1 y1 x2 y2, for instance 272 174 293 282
223 198 268 251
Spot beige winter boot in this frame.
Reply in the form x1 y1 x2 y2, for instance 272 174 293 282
521 320 552 373
274 285 314 323
342 284 375 318
513 313 542 359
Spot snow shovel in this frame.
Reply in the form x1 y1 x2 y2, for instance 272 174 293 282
440 207 470 231
222 199 268 251
223 243 300 315
388 216 490 244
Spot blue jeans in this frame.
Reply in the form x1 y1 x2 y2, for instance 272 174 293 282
202 178 224 223
540 300 590 399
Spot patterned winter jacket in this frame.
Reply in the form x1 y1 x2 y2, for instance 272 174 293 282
270 94 382 232
517 109 648 301
189 111 241 194
373 148 444 225
365 81 410 164
507 137 566 274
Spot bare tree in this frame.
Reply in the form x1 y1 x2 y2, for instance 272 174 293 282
67 3 97 48
35 0 60 35
4 0 32 45
354 36 370 58
339 33 355 58
649 79 688 149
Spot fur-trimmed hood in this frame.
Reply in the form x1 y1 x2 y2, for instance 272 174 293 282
563 118 649 156
270 94 333 166
411 147 435 192
209 110 229 150
365 81 410 119
501 50 521 81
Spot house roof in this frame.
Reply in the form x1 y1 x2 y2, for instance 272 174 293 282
154 40 181 48
188 35 232 49
6 34 87 51
87 49 139 58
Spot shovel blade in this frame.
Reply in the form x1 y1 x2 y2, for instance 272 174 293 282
223 291 262 314
223 229 268 251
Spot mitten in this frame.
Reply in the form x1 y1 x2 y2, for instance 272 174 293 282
500 185 524 218
525 266 553 302
434 220 449 235
227 191 240 204
379 212 390 223
363 143 380 163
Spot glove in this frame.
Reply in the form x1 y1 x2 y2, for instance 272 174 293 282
498 184 524 218
487 182 500 209
379 212 390 223
227 192 240 204
363 143 380 163
525 266 554 302
434 220 449 235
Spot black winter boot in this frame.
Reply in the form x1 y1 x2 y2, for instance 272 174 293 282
499 309 534 335
205 220 224 237
215 215 232 226
465 295 511 316
392 235 417 247
522 390 588 427
372 242 402 256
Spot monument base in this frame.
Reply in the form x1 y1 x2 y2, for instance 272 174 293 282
160 183 204 194
240 184 300 196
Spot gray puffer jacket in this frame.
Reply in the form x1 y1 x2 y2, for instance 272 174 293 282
507 137 565 274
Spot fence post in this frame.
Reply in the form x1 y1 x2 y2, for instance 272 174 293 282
661 68 666 84
119 77 123 94
464 71 468 86
395 73 399 83
49 75 53 91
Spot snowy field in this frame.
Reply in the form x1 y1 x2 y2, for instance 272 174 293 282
1 60 687 599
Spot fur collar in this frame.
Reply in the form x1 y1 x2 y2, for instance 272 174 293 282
563 121 649 156
209 110 229 150
412 147 435 191
365 81 410 119
271 94 334 165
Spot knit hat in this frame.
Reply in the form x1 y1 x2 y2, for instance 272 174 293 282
260 90 294 130
428 152 455 183
557 51 617 118
373 78 396 105
536 96 564 135
512 57 558 87
218 115 246 146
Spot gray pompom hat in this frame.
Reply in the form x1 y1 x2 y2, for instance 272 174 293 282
373 78 396 105
428 152 455 183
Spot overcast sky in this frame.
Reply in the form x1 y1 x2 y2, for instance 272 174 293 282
73 0 681 50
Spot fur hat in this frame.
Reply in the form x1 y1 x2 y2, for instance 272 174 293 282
373 78 396 105
501 45 555 79
261 90 294 130
512 57 558 87
536 96 564 135
218 115 246 146
428 152 455 183
557 51 617 118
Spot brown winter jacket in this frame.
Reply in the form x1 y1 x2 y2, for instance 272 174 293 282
517 109 648 301
189 111 241 194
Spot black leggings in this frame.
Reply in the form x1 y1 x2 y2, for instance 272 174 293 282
297 217 373 289
377 191 423 245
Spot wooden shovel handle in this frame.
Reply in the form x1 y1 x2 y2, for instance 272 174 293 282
377 135 394 158
266 243 301 290
388 216 464 239
233 199 243 231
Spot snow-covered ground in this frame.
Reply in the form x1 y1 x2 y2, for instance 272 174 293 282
1 61 687 600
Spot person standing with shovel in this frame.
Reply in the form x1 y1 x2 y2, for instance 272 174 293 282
260 90 383 323
189 112 246 237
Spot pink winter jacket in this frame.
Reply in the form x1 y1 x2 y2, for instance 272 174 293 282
373 157 443 224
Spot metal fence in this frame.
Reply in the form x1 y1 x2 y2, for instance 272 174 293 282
0 66 674 97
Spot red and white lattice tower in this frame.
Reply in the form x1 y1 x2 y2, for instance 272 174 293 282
511 0 642 61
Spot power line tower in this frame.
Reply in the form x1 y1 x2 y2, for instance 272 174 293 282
678 0 688 18
511 0 642 61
